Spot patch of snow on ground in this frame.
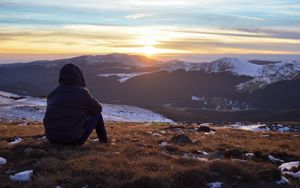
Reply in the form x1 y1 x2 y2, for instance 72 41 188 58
229 123 269 132
0 156 7 165
279 161 300 172
268 155 284 163
0 96 15 105
16 97 47 106
10 170 33 182
282 171 300 179
208 181 223 188
276 176 290 185
102 104 173 123
97 72 153 83
9 137 22 145
191 96 201 101
0 91 20 98
0 91 173 123
159 142 169 146
278 161 300 181
277 125 291 132
228 123 299 133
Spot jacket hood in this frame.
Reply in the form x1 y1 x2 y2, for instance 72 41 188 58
59 64 86 86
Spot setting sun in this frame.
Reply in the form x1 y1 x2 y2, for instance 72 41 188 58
140 45 157 57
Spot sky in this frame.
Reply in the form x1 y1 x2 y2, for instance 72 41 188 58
0 0 300 63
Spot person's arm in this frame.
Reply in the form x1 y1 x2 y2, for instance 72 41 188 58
84 89 102 115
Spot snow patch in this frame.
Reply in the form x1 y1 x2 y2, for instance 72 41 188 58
279 161 300 172
191 96 202 101
9 137 22 145
228 123 299 133
102 104 173 123
276 176 290 185
10 170 33 182
208 181 223 188
159 141 169 146
282 171 300 179
229 123 268 132
0 91 20 98
268 155 284 163
0 156 7 165
97 72 153 82
0 91 173 123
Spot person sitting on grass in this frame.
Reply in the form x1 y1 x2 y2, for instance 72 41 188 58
43 63 108 145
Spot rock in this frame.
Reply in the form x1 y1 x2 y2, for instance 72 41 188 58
197 126 212 132
253 151 269 161
170 134 192 145
163 125 185 130
10 170 33 182
223 148 245 159
163 145 183 155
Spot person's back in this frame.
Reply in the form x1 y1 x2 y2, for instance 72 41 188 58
43 64 108 144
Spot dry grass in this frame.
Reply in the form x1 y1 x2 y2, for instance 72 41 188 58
0 122 300 188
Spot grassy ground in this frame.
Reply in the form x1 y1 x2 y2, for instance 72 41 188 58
0 122 300 188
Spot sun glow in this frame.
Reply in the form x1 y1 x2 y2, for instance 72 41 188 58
139 45 158 56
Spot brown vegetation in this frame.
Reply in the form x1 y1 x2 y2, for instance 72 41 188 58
0 122 300 187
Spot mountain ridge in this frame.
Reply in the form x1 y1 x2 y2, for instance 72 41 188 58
0 53 300 122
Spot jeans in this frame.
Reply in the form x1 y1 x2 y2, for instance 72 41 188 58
76 113 108 145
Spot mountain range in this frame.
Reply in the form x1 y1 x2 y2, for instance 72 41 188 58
1 53 299 122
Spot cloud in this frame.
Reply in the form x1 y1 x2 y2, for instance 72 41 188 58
0 24 299 56
213 12 265 21
0 0 299 57
125 13 154 19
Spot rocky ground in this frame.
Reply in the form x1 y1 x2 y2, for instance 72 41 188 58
0 122 300 188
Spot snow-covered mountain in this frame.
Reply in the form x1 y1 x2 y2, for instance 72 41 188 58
0 91 173 123
89 55 300 92
162 58 300 92
2 53 298 92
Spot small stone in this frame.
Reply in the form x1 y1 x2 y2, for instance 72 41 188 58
223 148 245 159
254 151 269 161
197 126 212 132
170 134 192 145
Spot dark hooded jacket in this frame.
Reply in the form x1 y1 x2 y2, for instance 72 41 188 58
43 64 102 143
